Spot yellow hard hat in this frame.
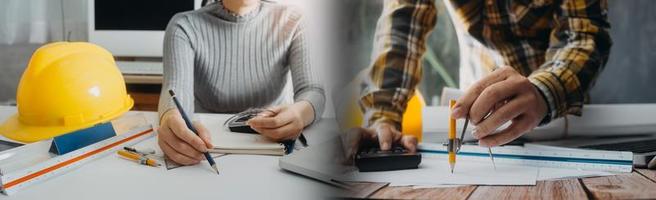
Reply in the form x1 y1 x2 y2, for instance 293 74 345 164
0 42 133 143
340 91 425 141
400 92 425 141
338 73 426 141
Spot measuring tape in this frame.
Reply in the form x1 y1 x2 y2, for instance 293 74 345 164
0 125 155 195
418 143 633 173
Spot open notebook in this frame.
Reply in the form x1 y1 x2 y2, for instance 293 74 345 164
208 130 286 156
201 115 285 156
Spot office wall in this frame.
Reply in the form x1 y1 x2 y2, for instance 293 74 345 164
589 0 656 103
0 0 86 103
0 44 39 104
332 0 459 106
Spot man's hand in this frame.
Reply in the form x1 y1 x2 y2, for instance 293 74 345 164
247 101 314 141
158 109 213 165
451 67 548 147
341 122 418 162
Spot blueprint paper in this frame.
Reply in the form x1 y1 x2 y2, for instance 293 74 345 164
337 157 538 186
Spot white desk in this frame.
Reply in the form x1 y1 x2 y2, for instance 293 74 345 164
0 106 342 199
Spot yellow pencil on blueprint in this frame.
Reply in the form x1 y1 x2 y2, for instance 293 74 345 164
448 100 457 173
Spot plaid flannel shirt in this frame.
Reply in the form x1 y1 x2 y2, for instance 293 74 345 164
360 0 612 129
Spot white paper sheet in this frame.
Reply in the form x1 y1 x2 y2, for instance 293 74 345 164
337 157 539 186
377 168 617 189
385 167 616 188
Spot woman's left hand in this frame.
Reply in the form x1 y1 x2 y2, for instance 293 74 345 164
247 101 315 141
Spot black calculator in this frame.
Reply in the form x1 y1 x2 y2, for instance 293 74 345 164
355 146 421 172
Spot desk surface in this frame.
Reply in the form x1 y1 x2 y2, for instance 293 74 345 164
0 106 341 200
3 105 656 199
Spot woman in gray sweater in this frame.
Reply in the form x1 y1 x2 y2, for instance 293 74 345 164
157 0 325 165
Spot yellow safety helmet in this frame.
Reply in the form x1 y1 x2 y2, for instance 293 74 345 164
339 91 426 141
0 42 133 143
401 92 425 141
338 75 426 141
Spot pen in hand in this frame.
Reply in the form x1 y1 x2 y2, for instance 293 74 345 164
169 89 220 175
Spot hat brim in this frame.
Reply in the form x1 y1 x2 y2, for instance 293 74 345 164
0 98 133 143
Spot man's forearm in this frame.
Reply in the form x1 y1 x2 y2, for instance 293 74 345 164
528 0 612 124
359 0 438 128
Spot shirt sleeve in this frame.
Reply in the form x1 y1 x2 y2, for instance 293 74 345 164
359 0 437 129
528 0 612 125
158 15 196 122
288 12 326 125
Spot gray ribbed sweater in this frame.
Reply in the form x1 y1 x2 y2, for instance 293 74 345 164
158 1 325 122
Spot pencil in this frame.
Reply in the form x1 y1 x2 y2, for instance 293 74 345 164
488 147 496 170
448 100 457 173
117 150 160 167
169 90 220 175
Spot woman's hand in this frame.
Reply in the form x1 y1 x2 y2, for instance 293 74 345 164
247 101 315 141
158 109 213 165
451 67 548 147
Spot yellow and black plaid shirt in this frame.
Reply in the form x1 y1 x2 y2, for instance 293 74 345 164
360 0 612 129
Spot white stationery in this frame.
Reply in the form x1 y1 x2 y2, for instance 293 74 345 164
337 158 538 186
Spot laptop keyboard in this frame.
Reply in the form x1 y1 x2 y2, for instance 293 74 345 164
581 139 656 153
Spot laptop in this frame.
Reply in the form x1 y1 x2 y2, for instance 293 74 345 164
279 136 355 188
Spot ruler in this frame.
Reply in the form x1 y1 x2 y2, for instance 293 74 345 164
418 143 633 173
0 124 155 195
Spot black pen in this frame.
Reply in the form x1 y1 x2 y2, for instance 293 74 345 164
298 133 308 147
169 90 219 175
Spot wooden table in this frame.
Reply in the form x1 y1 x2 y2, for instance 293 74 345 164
347 169 656 199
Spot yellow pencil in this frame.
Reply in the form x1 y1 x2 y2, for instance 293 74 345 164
117 150 160 167
448 100 457 173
